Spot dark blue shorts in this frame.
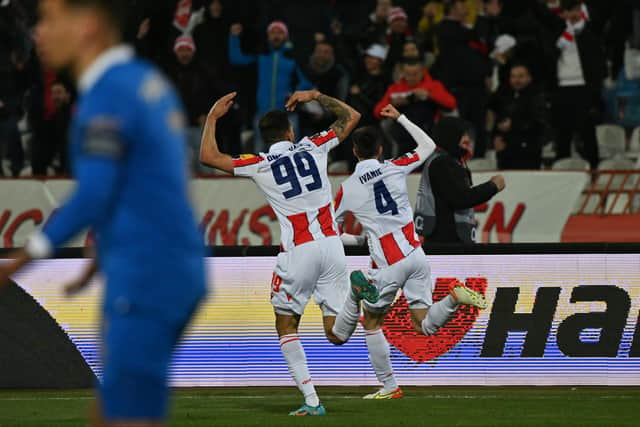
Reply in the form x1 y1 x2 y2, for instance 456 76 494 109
99 303 197 421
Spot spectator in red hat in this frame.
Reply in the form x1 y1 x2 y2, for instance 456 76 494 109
385 7 413 68
166 34 240 169
229 19 312 151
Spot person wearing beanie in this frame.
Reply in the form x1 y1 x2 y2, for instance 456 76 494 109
165 34 228 169
414 117 505 244
348 44 391 127
228 19 312 151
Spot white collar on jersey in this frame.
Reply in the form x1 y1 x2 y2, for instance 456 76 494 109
268 140 294 154
78 44 135 94
355 158 382 172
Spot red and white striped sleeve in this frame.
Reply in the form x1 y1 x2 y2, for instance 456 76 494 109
308 129 340 153
232 154 265 177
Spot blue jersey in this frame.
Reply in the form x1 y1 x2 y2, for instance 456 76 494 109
41 46 206 314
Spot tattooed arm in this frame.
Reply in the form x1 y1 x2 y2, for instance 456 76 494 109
285 90 361 142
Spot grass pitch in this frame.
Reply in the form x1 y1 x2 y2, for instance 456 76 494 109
0 387 637 426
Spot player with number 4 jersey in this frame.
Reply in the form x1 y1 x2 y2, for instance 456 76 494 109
335 104 489 400
200 90 377 416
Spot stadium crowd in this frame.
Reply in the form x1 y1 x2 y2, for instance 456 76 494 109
1 0 640 176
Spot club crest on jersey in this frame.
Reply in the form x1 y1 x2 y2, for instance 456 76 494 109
232 154 264 167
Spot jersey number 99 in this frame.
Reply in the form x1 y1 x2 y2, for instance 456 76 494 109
271 152 322 199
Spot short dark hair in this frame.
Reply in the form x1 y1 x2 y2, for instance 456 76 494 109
259 110 292 145
64 0 127 36
352 126 382 159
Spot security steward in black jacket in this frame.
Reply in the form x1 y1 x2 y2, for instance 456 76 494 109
414 117 505 244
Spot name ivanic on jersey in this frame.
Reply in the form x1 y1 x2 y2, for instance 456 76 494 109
358 168 383 184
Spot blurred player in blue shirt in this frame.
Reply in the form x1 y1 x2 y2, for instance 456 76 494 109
0 0 206 425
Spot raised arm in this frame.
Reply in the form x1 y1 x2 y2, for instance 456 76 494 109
380 104 436 160
286 90 361 142
199 92 237 174
228 25 257 65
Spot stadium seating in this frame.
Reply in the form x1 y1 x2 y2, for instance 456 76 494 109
628 127 640 157
466 157 496 171
596 124 626 158
552 157 591 170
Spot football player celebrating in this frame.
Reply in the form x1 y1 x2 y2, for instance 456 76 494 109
200 90 377 415
335 104 488 399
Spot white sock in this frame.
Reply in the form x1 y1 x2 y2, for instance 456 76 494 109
422 295 458 335
331 292 360 342
279 334 320 407
365 328 398 392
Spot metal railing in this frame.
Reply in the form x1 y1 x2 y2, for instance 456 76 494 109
576 170 640 215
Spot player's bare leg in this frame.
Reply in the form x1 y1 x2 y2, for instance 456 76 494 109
418 279 487 336
275 313 324 415
361 309 403 399
326 270 381 344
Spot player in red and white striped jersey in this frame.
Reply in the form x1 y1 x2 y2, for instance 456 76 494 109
200 91 377 416
335 104 488 400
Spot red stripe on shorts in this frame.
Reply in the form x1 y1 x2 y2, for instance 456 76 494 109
288 212 314 246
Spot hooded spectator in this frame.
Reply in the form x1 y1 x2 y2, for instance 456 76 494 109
414 117 505 244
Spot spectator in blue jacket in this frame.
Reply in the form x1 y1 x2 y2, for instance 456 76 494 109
229 20 312 151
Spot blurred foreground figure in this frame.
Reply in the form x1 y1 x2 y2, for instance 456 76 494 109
0 1 206 426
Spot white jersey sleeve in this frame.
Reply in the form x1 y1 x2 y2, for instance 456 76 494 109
390 115 437 174
334 185 347 226
305 128 340 153
232 153 266 177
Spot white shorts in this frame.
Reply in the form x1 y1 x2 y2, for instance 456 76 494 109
271 236 348 317
363 247 433 313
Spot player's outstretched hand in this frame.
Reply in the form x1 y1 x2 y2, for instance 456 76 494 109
380 104 401 120
285 90 320 111
208 92 236 120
